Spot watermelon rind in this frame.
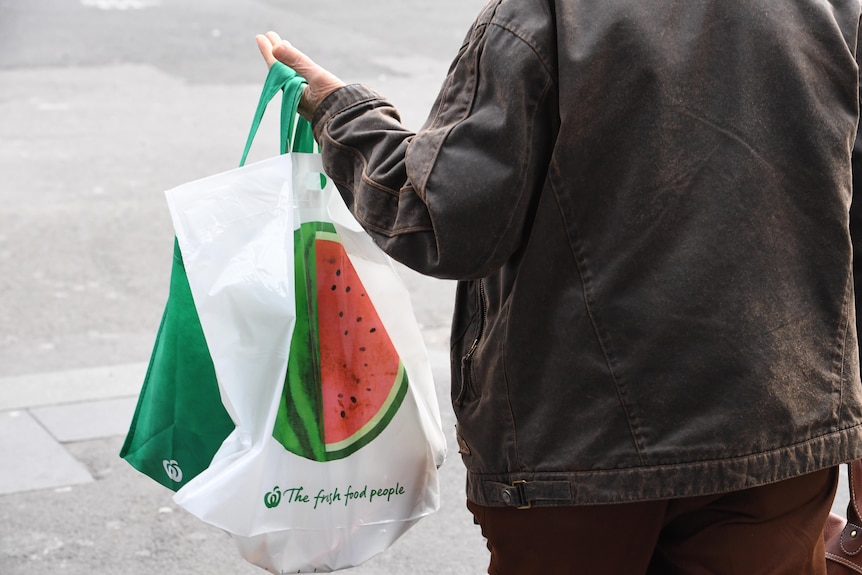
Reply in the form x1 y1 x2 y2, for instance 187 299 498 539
323 362 409 459
271 221 408 462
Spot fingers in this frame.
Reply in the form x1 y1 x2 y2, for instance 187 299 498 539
270 40 317 79
256 31 286 69
255 34 277 68
265 31 282 47
257 32 326 83
256 33 346 120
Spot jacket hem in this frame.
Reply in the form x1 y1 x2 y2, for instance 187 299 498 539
466 424 862 506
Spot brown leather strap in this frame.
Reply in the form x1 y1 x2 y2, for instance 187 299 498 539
826 462 862 574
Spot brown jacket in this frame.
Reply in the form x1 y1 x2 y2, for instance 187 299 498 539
312 0 862 506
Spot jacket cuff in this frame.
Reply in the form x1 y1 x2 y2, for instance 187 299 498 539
311 84 386 142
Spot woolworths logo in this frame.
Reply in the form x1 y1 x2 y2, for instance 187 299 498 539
162 459 183 483
264 486 283 508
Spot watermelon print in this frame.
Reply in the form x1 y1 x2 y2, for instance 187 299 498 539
273 222 408 461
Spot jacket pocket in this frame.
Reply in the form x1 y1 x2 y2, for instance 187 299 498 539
455 279 487 406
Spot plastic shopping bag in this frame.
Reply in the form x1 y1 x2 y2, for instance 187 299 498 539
122 60 447 571
161 66 447 572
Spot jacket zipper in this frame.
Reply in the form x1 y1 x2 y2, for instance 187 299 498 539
457 279 487 405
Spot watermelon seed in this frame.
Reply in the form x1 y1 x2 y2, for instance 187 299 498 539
359 347 366 352
330 285 336 291
340 410 346 418
336 269 341 276
364 363 368 367
338 311 344 317
366 387 372 391
344 330 349 336
338 393 344 398
356 316 362 322
350 396 357 403
345 286 351 293
369 328 377 333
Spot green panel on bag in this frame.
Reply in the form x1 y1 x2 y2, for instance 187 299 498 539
119 241 235 491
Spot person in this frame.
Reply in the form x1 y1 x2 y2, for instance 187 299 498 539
256 0 862 571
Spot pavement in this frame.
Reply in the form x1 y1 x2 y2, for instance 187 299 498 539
0 1 854 574
0 0 490 573
0 333 493 575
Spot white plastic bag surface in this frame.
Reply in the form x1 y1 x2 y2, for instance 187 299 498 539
164 153 447 573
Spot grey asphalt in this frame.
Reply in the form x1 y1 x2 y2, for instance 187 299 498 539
0 1 853 574
0 0 489 573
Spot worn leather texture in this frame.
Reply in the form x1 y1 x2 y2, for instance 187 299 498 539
313 0 862 505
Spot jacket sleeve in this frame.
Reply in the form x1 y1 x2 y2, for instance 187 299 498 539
311 13 556 280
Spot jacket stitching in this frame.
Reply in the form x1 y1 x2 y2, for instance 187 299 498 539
414 43 481 188
425 16 489 132
489 22 556 83
547 172 648 465
360 173 400 197
324 93 385 123
321 125 403 197
426 11 489 131
468 421 862 479
414 1 501 187
499 328 525 471
835 270 854 428
481 73 555 272
426 61 458 132
413 26 556 273
324 168 434 236
353 212 434 237
495 76 555 473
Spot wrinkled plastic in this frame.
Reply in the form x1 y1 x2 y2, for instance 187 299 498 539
164 151 447 573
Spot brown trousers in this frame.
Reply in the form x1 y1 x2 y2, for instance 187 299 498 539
467 467 838 575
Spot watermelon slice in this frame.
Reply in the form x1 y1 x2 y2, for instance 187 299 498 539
273 222 408 461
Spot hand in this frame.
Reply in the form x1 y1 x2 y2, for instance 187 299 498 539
256 31 346 120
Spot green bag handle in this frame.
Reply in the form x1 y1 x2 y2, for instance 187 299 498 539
239 61 315 166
